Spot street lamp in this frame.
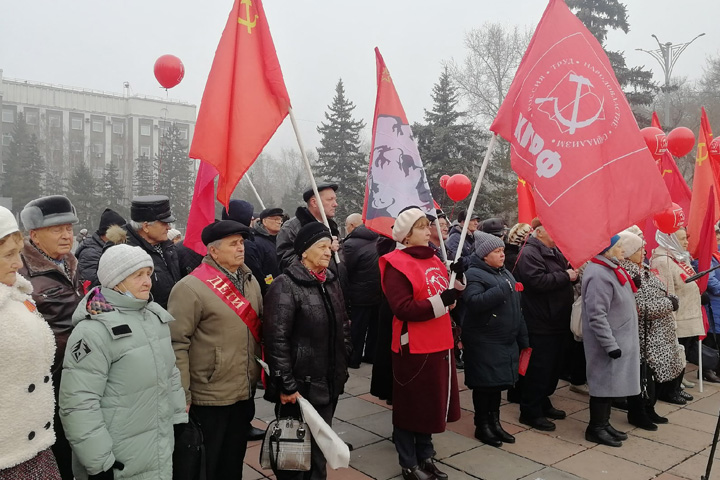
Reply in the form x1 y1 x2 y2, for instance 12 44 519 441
636 33 705 127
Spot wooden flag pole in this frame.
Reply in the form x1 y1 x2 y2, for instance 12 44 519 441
449 133 499 285
288 107 341 263
245 174 266 210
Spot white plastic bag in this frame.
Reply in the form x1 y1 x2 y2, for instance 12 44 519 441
570 296 583 341
297 397 350 470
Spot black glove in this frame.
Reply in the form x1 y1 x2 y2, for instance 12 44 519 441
632 274 642 289
669 295 679 312
89 462 124 480
440 289 459 307
701 292 711 306
608 349 622 359
449 258 468 274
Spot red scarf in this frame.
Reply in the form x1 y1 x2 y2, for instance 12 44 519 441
590 257 638 293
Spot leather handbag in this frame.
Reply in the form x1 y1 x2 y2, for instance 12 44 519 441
260 406 312 472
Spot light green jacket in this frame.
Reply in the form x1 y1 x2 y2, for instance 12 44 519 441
59 288 187 479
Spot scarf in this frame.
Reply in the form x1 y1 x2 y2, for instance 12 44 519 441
655 231 692 264
306 267 327 283
590 257 638 293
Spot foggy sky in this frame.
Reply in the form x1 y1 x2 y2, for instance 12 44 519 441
1 0 716 156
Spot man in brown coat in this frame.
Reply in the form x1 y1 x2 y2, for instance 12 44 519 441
168 220 263 480
19 195 83 480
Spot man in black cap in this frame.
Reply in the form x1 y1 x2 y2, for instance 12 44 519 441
76 208 126 288
253 207 283 295
276 180 341 273
168 220 263 480
125 195 181 309
481 217 509 239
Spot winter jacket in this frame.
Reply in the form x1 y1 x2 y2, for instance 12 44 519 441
651 247 704 338
168 257 263 406
75 233 105 288
276 207 340 273
444 225 474 260
0 274 57 470
581 256 640 397
342 225 381 307
462 254 529 389
59 288 187 479
252 222 281 295
705 257 720 334
125 225 181 310
176 241 203 278
513 236 574 335
504 242 522 273
19 239 83 373
263 258 351 406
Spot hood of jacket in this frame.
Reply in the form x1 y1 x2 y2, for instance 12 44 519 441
75 233 104 258
0 273 33 309
294 207 340 236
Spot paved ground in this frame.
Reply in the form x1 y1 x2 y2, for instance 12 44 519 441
243 363 720 480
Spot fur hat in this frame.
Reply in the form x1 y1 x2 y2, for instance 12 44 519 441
294 222 332 256
21 195 78 231
97 244 154 289
392 207 426 242
0 206 19 240
619 231 643 258
222 200 254 227
105 225 127 245
507 223 532 246
97 208 126 236
474 231 505 259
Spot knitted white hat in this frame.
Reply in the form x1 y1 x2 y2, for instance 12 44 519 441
618 231 643 258
392 208 426 242
97 244 154 289
0 206 19 240
167 229 181 241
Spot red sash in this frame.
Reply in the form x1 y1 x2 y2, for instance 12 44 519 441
191 263 261 343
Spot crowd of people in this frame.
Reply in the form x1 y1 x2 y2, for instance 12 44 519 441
1 181 715 480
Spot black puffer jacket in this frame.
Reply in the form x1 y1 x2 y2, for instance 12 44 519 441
253 222 280 295
342 225 381 307
462 254 529 388
125 225 181 309
75 233 104 288
513 236 574 335
263 258 351 406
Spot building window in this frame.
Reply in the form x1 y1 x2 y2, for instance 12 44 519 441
179 129 188 141
112 122 124 134
140 146 151 157
49 115 61 128
71 141 83 152
92 119 104 133
93 143 104 154
2 109 14 123
25 111 38 125
71 117 83 130
112 145 124 156
140 124 151 136
1 134 12 146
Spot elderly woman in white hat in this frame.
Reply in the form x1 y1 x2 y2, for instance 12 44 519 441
59 244 187 480
0 206 61 478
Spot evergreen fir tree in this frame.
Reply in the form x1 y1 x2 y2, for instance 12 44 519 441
68 161 98 230
316 79 367 221
155 123 193 226
103 162 128 220
134 155 155 196
2 113 45 214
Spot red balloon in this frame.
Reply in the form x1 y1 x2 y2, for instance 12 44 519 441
641 127 668 160
154 55 185 89
666 127 695 157
653 202 686 234
439 175 450 189
710 138 720 162
445 174 472 202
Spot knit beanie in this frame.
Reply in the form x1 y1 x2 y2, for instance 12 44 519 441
601 234 622 254
474 231 505 259
0 206 19 240
97 208 126 236
618 231 643 258
167 229 181 241
391 207 426 242
294 222 332 256
222 200 254 227
507 223 532 246
97 244 154 289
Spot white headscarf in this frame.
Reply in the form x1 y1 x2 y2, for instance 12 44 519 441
655 230 691 264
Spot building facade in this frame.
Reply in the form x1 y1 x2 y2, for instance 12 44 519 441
0 69 196 203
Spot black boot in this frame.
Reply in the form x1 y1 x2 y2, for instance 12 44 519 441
474 413 502 447
627 395 658 431
488 411 515 444
586 397 622 447
646 407 668 424
605 424 628 441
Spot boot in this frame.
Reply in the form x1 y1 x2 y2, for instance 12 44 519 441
586 397 622 447
646 406 668 424
401 465 436 480
474 413 502 447
488 411 515 444
704 370 720 383
627 395 658 431
605 424 628 441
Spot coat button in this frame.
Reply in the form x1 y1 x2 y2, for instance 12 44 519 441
44 422 51 430
44 376 50 383
28 384 35 393
28 431 35 440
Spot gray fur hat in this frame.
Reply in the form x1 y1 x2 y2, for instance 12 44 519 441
474 231 505 259
20 195 78 231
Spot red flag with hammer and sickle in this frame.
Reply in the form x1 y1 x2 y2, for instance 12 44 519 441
189 0 290 207
490 0 670 267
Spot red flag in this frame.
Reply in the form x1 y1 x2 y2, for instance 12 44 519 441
688 108 720 258
189 0 290 207
489 0 671 267
517 177 537 224
362 48 435 238
184 161 219 256
651 112 662 130
696 187 717 294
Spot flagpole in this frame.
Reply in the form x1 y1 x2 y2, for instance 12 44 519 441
245 174 266 210
699 338 704 393
288 107 341 263
449 133 499 285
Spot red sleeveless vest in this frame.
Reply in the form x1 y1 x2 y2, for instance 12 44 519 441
380 249 454 354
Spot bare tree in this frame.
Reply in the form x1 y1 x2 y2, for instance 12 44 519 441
448 23 532 124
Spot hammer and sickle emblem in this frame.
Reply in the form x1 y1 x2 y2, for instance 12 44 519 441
536 74 604 135
238 0 258 34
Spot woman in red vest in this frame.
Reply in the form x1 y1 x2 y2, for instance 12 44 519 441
379 207 463 480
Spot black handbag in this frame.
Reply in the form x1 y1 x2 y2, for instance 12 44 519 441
172 414 207 480
260 404 312 472
687 340 720 371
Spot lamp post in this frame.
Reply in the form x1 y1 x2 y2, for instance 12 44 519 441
636 33 705 127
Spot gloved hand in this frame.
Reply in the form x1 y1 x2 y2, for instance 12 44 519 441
701 292 711 306
608 349 622 359
632 274 642 289
89 462 124 480
440 289 459 307
668 295 679 312
449 259 466 283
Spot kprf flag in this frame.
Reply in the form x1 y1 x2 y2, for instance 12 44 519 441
363 48 435 238
517 178 537 224
688 108 720 258
189 0 290 207
490 0 671 267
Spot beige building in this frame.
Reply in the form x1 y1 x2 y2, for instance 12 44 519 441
0 69 196 202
